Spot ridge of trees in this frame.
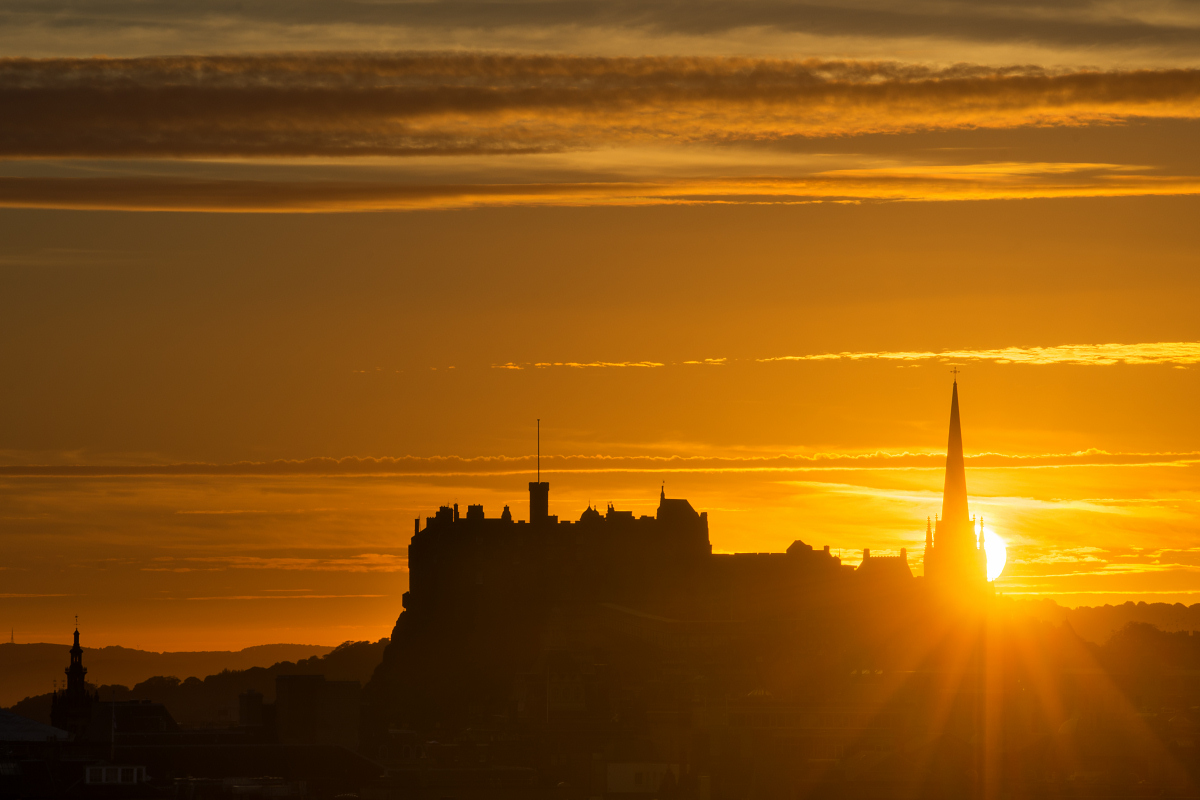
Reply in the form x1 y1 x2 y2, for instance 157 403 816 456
7 638 388 727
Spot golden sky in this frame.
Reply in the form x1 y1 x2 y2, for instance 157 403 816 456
1 0 1199 650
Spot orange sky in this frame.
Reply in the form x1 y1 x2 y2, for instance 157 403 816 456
1 0 1199 651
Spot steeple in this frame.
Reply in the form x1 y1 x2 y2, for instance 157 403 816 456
941 378 970 525
66 623 87 696
926 377 988 589
52 622 96 737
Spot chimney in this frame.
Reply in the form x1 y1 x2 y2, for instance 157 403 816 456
863 548 870 560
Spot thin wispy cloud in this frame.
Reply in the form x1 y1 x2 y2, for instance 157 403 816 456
495 359 723 369
145 554 407 572
4 450 1199 477
491 342 1200 374
186 594 387 600
9 165 1200 211
760 341 1200 366
494 361 666 369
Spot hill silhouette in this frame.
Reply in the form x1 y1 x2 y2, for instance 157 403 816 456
2 640 383 724
1017 598 1200 643
0 641 334 708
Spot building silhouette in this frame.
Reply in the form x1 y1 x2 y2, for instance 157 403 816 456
923 378 989 588
362 381 1020 798
49 625 97 738
404 378 986 623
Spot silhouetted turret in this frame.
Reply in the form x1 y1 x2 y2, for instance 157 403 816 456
50 625 98 737
529 481 550 523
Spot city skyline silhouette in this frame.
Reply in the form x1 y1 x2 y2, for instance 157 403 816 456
9 380 1200 798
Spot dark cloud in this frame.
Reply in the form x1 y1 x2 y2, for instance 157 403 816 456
3 54 1200 159
3 0 1200 52
0 176 638 210
3 166 1199 210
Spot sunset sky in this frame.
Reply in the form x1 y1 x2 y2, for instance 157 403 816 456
2 0 1199 651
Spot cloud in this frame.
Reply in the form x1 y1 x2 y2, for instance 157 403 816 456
145 554 407 572
1016 547 1108 565
3 450 1198 477
759 341 1200 366
496 361 667 369
491 343 1200 374
5 164 1200 211
1004 589 1200 596
4 55 1200 160
186 594 387 600
4 0 1200 59
4 54 1200 209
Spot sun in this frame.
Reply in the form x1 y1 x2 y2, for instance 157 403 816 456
984 528 1007 582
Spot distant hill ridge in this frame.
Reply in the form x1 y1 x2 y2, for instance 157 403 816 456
0 642 333 708
1016 599 1200 644
5 639 388 728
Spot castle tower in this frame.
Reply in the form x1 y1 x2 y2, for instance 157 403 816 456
528 481 549 523
925 379 988 588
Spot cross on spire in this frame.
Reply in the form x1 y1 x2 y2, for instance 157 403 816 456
950 367 961 381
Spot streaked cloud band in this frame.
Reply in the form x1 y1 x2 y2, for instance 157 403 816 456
761 341 1200 366
2 450 1197 477
4 55 1200 158
4 167 1200 212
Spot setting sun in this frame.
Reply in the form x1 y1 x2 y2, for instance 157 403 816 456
985 528 1008 582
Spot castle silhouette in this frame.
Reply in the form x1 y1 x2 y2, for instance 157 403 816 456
405 378 988 619
360 379 1008 797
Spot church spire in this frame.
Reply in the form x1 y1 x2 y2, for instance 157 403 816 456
65 621 88 698
941 377 969 525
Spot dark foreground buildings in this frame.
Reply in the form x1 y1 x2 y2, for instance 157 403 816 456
4 635 377 799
